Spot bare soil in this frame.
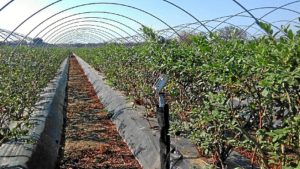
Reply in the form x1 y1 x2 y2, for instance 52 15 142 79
58 57 141 169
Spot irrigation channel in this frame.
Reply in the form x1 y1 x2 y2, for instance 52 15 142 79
58 56 141 168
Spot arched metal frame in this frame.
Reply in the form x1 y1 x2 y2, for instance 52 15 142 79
162 0 211 33
153 5 300 39
172 25 260 40
57 35 102 44
65 39 87 44
61 27 116 43
164 15 265 39
49 25 122 44
210 7 300 33
4 0 62 41
211 4 300 36
243 1 300 33
63 34 102 44
50 28 118 44
57 27 117 43
47 24 127 44
32 11 149 46
64 39 90 44
0 0 15 12
41 19 137 43
250 18 300 37
55 33 104 45
0 29 32 42
52 28 117 44
190 14 273 37
34 11 146 40
274 19 299 26
36 15 142 42
56 32 104 44
2 0 204 45
0 0 298 46
0 32 7 40
14 2 185 47
0 31 19 41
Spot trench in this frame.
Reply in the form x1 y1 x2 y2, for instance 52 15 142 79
57 56 141 169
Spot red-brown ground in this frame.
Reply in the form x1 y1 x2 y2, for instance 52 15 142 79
58 57 141 169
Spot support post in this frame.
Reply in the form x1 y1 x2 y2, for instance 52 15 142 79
157 92 170 169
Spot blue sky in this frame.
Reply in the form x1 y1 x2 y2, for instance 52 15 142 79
0 0 299 43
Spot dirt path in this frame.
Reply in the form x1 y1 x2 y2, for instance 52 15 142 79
58 57 141 169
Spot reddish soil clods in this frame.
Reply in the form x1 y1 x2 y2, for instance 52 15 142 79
59 57 141 169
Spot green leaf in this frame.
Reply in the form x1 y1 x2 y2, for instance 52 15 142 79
287 30 294 39
262 88 269 97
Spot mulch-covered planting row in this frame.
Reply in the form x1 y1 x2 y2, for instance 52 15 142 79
58 57 141 169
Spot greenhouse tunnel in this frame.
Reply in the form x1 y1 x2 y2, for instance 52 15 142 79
0 0 299 169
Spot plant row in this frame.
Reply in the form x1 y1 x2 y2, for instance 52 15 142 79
75 23 300 168
0 46 68 144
